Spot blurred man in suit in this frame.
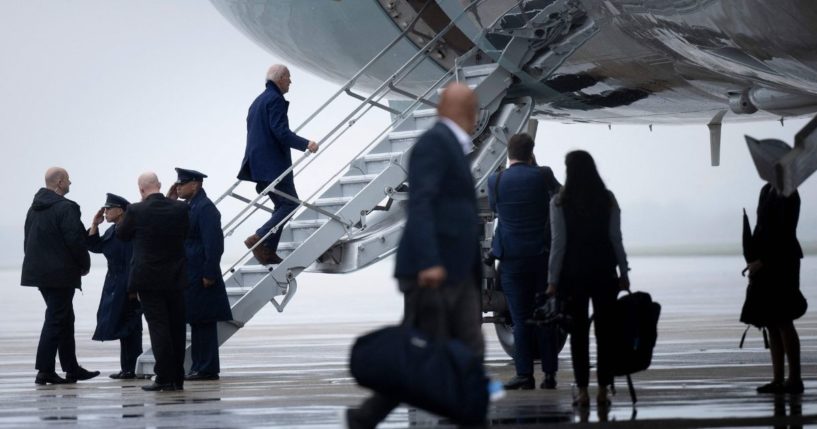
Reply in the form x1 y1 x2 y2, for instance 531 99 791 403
22 167 98 385
238 64 319 265
345 83 484 428
167 168 232 381
117 172 189 392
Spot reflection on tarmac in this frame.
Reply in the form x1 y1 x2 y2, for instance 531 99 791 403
0 256 814 427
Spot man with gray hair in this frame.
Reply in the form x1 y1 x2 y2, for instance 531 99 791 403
22 167 98 385
238 64 319 265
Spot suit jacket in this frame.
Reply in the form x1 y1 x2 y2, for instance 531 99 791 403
238 81 309 183
752 183 803 263
117 193 189 293
488 164 560 269
394 122 480 288
183 189 232 323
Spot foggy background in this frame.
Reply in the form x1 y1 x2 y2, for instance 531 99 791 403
1 0 815 271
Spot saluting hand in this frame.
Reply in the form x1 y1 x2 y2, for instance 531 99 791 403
166 183 179 200
89 208 104 235
307 141 319 153
202 277 215 288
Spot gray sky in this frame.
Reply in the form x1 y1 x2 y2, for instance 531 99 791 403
1 0 815 268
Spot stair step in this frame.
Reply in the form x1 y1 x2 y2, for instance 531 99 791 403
226 287 249 297
462 64 498 78
411 109 437 119
313 196 353 207
289 219 328 229
276 241 300 251
362 152 402 162
339 174 378 184
437 83 476 95
389 129 426 140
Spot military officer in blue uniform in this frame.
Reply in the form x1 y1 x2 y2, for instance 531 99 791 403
86 193 143 379
167 168 232 381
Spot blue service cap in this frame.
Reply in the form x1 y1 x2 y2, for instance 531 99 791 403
103 193 130 209
175 167 208 184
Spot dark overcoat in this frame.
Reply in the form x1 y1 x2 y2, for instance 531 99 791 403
87 225 142 341
184 189 232 323
394 122 480 288
237 81 309 183
21 188 90 289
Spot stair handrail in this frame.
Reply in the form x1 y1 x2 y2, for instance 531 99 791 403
222 0 487 237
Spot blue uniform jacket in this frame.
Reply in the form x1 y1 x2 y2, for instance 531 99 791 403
87 225 142 341
487 164 560 272
238 81 309 183
394 122 480 287
184 189 233 324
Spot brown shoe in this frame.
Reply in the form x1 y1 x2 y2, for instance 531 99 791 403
252 244 283 265
244 234 261 249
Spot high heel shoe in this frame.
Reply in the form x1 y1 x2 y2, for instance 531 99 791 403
573 388 590 407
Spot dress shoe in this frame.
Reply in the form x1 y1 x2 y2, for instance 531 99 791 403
244 234 261 249
540 372 557 389
784 379 804 394
254 247 283 265
65 366 100 382
185 373 219 381
757 380 785 394
35 371 72 385
141 382 177 392
503 375 535 390
109 371 136 380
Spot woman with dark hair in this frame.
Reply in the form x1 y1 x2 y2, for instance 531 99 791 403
87 193 143 379
744 182 805 394
547 150 629 407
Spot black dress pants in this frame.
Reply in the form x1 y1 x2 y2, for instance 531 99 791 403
36 288 79 373
139 289 186 386
354 278 484 427
566 283 618 388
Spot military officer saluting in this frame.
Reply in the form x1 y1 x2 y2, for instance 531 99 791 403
87 193 143 379
167 168 233 381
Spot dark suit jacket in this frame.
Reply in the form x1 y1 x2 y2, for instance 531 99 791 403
752 183 803 263
238 81 309 183
488 164 560 268
117 193 189 293
394 122 480 287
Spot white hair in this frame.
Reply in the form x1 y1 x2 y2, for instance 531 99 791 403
266 64 289 83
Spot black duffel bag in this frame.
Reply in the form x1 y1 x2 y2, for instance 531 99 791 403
349 326 489 425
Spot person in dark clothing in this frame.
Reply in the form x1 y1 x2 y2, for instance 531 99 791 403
487 133 561 390
745 183 805 394
167 168 233 381
22 167 99 385
345 83 485 429
86 193 143 379
547 151 629 407
117 172 189 392
238 64 319 265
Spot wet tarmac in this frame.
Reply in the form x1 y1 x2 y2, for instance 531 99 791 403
0 256 814 428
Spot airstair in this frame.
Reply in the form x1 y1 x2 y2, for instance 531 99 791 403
135 0 598 375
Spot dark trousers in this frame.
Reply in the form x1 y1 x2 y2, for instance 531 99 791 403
567 284 618 388
354 277 484 427
255 180 299 252
501 264 559 376
120 331 143 373
190 322 220 375
139 289 186 386
36 288 79 373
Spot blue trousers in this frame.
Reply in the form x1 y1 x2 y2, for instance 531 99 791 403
256 179 299 252
500 258 559 376
190 322 220 375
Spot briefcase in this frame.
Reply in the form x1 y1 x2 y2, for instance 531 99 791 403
350 326 489 425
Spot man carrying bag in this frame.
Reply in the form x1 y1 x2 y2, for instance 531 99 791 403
345 83 488 428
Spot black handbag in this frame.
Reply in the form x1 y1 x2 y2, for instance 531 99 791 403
349 326 489 425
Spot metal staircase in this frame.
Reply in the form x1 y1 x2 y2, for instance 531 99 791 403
135 0 598 376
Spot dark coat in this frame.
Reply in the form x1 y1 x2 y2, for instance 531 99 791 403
87 225 142 341
488 164 560 272
394 122 480 287
184 189 232 323
21 188 90 289
238 81 309 183
116 193 189 293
